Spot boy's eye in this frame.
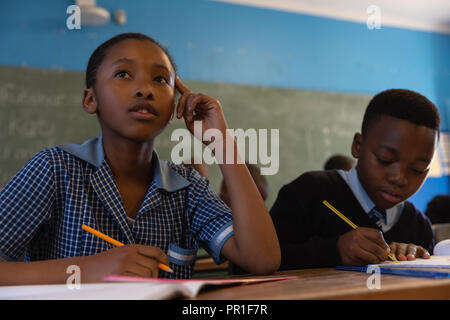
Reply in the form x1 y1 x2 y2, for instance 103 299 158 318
115 71 131 79
411 167 427 175
377 157 393 166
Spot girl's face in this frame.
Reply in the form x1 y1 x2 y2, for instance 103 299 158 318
85 39 176 142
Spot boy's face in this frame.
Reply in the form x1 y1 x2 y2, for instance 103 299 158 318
84 39 176 142
352 115 438 209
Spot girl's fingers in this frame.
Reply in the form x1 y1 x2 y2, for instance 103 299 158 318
175 76 191 95
122 264 155 278
185 94 207 123
175 77 192 119
184 94 196 123
136 245 170 266
176 92 190 119
135 257 159 278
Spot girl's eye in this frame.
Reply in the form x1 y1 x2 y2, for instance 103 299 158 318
154 75 168 84
115 71 131 79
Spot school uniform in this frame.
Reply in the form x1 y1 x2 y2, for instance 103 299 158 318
270 167 434 269
0 135 234 279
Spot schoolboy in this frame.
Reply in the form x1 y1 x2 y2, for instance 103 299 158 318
271 89 438 268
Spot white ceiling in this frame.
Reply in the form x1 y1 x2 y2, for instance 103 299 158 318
213 0 450 34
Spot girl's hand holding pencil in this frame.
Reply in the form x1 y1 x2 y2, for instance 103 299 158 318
81 225 172 281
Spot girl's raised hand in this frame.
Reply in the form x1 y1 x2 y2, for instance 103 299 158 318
175 77 228 143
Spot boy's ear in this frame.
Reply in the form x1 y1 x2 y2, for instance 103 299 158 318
351 133 363 158
82 88 98 114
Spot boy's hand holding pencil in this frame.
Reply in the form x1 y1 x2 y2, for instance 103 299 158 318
337 227 392 266
323 200 430 265
322 200 394 266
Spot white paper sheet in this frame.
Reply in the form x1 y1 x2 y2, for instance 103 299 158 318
373 255 450 268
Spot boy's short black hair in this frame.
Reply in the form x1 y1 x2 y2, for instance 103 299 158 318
85 32 177 89
361 89 440 138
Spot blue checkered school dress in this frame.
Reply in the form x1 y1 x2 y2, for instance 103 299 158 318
0 136 234 279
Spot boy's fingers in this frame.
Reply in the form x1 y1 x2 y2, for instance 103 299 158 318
411 244 430 259
354 246 384 265
393 242 408 260
416 246 430 259
358 227 390 250
358 236 389 262
406 243 417 260
175 76 191 95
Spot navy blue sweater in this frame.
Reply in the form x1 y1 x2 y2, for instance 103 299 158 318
270 170 434 269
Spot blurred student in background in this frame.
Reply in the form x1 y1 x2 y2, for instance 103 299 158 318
324 154 355 171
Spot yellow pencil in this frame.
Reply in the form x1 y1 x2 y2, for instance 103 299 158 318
322 200 397 262
81 224 174 273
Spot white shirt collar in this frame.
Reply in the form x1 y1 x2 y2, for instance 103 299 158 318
337 166 403 231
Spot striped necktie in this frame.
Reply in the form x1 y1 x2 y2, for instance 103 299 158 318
368 206 386 228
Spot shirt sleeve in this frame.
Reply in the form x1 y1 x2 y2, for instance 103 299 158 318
0 150 55 261
187 169 234 264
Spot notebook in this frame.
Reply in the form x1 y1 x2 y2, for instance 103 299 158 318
336 256 450 279
374 255 450 268
0 275 296 300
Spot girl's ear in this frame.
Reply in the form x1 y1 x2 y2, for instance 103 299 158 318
351 132 363 158
82 88 98 114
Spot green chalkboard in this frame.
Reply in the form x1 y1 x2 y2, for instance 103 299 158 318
0 65 372 208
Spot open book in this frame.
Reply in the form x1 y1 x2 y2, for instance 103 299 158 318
0 275 296 300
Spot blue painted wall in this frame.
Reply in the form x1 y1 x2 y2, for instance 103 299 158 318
1 0 449 212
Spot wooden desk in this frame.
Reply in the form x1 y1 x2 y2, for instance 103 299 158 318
190 268 450 300
194 258 229 271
